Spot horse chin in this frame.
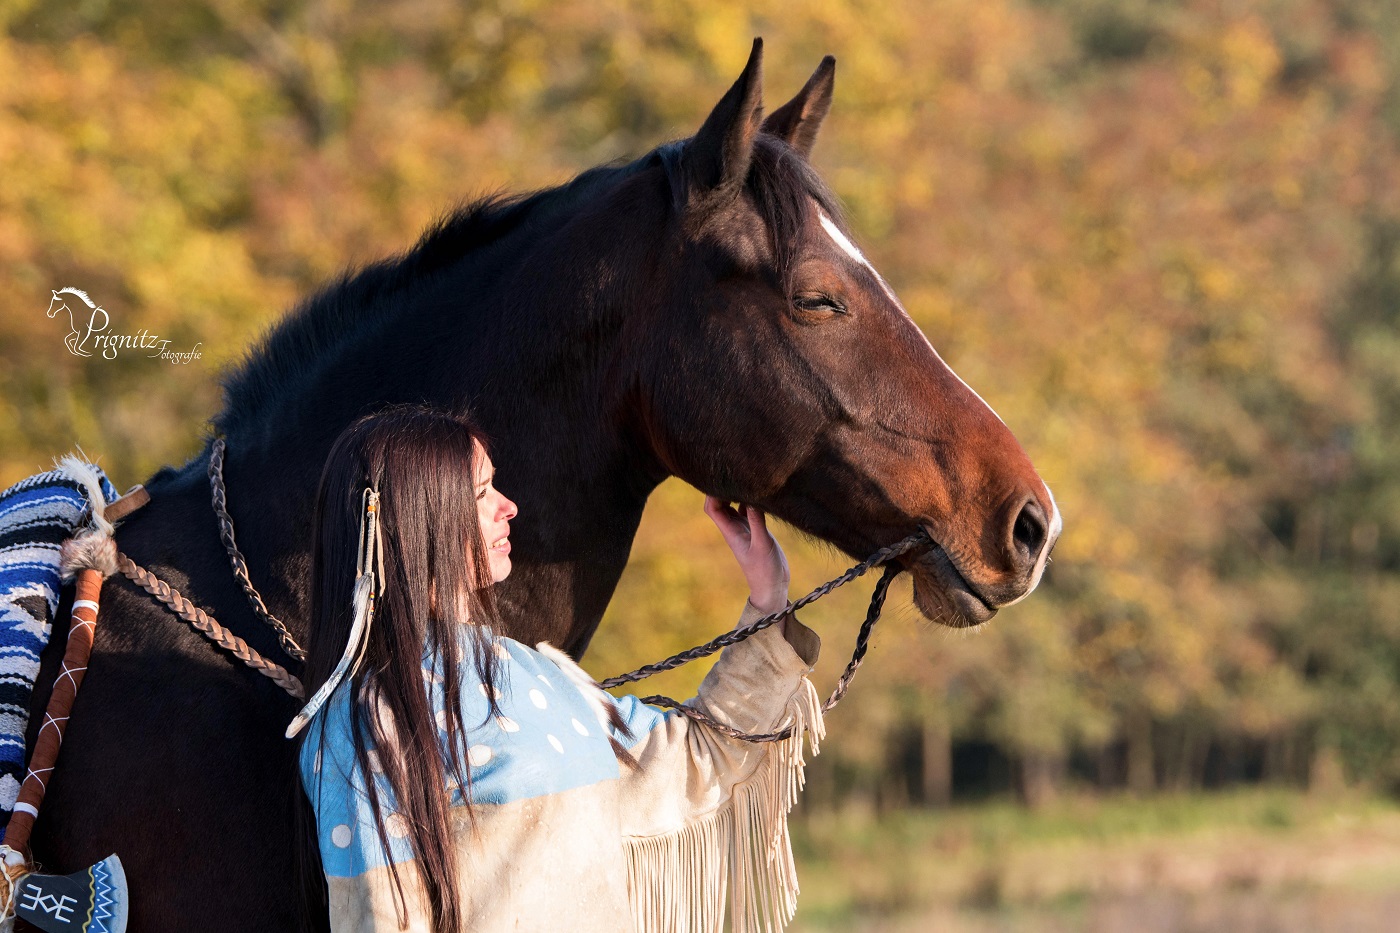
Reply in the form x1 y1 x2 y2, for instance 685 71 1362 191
907 547 998 629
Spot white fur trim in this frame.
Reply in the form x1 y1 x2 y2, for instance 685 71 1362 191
57 531 118 582
53 454 112 536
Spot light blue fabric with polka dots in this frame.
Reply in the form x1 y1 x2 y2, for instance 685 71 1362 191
298 629 673 879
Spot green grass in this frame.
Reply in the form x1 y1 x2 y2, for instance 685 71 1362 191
789 789 1400 931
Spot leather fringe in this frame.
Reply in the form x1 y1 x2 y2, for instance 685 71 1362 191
624 677 825 933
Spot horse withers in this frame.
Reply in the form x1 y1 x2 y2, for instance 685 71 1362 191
27 39 1058 931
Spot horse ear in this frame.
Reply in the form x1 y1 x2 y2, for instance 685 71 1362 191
762 56 835 158
682 37 764 201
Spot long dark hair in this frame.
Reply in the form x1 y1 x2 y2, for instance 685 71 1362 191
296 403 502 933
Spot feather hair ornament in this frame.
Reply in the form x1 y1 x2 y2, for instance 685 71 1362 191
286 487 385 739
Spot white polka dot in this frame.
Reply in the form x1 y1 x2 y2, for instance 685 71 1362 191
571 718 589 736
496 715 519 733
385 812 409 838
367 750 383 773
468 744 493 767
331 824 353 848
422 667 442 684
537 674 552 688
529 689 548 709
547 734 564 754
479 683 501 700
436 709 449 730
492 643 510 660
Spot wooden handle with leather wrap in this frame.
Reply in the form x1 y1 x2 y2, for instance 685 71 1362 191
4 568 104 856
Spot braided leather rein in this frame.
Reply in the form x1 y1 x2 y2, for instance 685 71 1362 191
209 439 306 662
599 532 930 742
88 439 311 702
116 555 305 698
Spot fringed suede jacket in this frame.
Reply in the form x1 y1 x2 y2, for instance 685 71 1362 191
299 601 824 933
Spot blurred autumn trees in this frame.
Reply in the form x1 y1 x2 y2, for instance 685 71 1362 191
4 0 1400 806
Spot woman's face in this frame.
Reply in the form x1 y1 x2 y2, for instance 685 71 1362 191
473 441 517 584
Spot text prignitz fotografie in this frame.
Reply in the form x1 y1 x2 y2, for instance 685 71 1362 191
46 287 203 363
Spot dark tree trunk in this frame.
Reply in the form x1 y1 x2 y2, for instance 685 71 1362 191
921 716 952 807
1018 751 1063 809
1127 708 1155 795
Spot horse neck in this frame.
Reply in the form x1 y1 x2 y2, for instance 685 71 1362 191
207 185 673 653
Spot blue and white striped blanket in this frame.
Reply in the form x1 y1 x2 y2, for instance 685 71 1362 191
0 461 118 829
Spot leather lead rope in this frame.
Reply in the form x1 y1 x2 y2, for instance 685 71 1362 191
116 555 305 699
599 538 927 743
208 439 306 663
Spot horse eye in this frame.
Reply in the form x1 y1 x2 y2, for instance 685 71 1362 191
792 294 847 317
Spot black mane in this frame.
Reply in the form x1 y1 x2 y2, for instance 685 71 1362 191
213 135 843 439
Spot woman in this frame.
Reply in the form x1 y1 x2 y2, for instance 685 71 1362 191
294 404 823 933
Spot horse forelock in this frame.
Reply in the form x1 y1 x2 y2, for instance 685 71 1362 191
745 135 847 291
659 133 846 291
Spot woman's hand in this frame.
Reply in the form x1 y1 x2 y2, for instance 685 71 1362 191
703 496 790 617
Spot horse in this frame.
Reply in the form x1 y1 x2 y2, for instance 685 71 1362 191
45 287 105 358
25 40 1060 931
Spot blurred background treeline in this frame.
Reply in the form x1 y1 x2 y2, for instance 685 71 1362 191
5 0 1400 927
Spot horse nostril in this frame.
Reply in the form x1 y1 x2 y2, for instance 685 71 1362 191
1010 498 1048 568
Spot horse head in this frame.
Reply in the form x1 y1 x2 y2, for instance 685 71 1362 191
46 289 87 357
622 40 1060 627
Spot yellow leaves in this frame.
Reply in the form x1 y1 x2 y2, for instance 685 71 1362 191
1180 16 1282 114
1272 175 1302 209
691 6 752 73
1218 19 1282 109
1197 262 1238 304
896 169 935 211
1169 146 1199 181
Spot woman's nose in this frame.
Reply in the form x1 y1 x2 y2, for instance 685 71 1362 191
501 496 518 520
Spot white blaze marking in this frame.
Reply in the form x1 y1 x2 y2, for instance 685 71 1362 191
818 211 865 260
816 209 1006 426
819 206 1062 599
818 212 899 304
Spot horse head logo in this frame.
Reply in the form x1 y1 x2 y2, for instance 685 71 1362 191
46 287 106 357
